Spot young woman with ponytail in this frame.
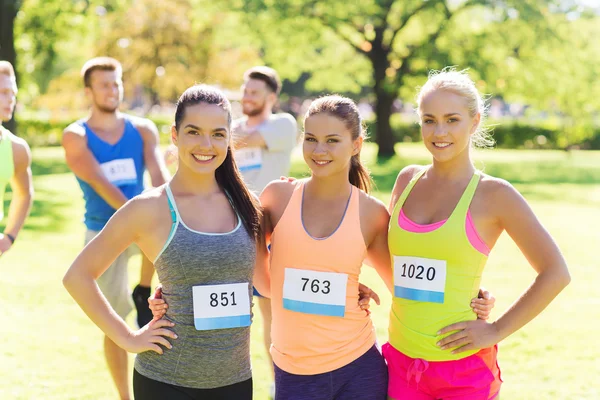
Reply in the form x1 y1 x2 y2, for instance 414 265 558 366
258 95 390 399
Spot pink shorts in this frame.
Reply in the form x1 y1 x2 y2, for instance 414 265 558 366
382 342 502 400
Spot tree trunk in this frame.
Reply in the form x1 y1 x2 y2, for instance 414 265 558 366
0 0 19 134
370 47 396 158
374 89 396 157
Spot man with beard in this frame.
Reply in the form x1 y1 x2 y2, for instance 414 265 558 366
62 57 169 400
0 61 33 258
234 66 298 398
234 67 297 194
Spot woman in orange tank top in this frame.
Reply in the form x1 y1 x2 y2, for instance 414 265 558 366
260 95 392 400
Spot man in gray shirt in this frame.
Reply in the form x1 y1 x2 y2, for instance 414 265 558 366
233 66 297 398
234 66 297 192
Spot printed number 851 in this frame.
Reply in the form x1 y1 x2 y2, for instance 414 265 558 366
209 292 237 307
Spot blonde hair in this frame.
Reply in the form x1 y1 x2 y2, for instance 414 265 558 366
0 61 15 78
416 68 494 148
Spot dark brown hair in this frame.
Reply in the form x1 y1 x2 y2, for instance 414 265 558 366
81 57 122 88
174 84 262 240
305 95 373 193
244 66 281 95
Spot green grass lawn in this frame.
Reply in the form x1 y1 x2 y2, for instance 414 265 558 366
1 144 597 399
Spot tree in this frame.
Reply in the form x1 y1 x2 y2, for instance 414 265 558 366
0 0 19 76
503 12 600 148
443 5 600 148
0 0 21 133
240 0 563 156
97 0 263 108
14 0 263 113
15 1 126 96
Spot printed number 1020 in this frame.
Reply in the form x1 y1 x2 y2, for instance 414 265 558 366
400 263 436 281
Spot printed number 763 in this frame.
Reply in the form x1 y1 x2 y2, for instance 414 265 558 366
301 278 331 294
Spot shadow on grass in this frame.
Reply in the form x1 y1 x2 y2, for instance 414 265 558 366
1 187 73 233
369 153 600 192
481 162 599 185
1 152 74 233
290 151 599 200
31 157 71 176
514 183 599 205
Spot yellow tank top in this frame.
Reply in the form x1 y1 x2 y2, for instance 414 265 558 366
388 168 487 361
0 127 14 222
269 181 376 374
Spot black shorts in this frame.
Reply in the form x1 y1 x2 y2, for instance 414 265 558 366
133 369 252 400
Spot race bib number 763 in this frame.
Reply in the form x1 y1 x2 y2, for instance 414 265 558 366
283 268 348 317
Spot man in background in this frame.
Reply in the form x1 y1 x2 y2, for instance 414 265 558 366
233 66 298 399
0 61 33 259
62 57 169 400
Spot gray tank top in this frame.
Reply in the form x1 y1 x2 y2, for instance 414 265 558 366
135 185 256 389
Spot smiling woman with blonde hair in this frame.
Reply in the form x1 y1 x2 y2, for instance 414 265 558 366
383 68 570 400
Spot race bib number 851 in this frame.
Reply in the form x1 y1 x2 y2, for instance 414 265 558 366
283 268 348 317
393 256 446 304
192 283 251 330
100 158 137 186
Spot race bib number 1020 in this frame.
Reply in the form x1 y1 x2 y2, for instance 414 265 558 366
283 268 348 317
192 283 251 330
393 256 447 304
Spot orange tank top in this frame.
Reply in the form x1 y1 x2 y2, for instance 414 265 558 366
269 180 376 375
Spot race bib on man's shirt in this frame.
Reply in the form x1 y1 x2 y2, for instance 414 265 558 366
100 158 137 186
393 256 447 303
192 283 251 330
235 147 263 172
283 268 348 317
